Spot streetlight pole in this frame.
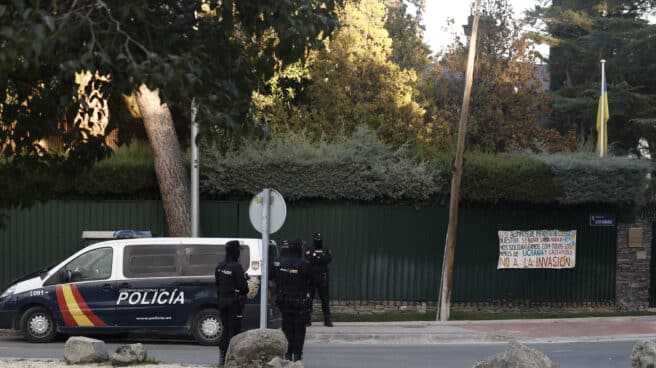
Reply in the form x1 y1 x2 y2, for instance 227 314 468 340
437 0 482 322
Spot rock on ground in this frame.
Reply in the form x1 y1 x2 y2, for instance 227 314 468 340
631 339 656 368
111 343 147 366
268 357 304 368
0 359 204 368
63 336 108 364
225 328 287 368
473 339 559 368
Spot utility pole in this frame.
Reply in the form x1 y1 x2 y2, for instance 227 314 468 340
191 98 199 237
437 0 482 322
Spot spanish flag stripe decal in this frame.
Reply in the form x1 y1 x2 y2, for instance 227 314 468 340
55 286 76 327
69 284 106 326
60 285 94 327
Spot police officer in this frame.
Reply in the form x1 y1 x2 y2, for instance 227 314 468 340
275 238 311 362
273 240 290 272
305 232 333 326
215 240 249 366
271 240 289 288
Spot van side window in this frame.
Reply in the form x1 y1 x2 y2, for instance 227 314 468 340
124 245 178 278
181 245 251 276
45 247 113 285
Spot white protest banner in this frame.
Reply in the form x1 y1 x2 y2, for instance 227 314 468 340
498 230 576 269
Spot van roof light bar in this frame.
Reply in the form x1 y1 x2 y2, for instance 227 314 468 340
112 230 152 239
81 230 152 240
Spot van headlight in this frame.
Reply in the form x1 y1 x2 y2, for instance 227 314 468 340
0 284 16 299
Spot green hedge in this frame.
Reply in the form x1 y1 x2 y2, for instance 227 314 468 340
56 143 158 197
12 131 647 206
200 128 434 202
535 153 650 205
199 130 650 206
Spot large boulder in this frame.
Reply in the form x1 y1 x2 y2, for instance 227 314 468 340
63 336 109 364
111 343 147 366
631 340 656 368
225 328 287 368
267 357 304 368
473 340 559 368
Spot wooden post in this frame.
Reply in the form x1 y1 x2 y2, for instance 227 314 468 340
437 0 482 322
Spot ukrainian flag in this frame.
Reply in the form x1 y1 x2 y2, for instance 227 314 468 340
596 66 609 156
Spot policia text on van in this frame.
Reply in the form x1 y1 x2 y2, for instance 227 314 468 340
0 235 281 345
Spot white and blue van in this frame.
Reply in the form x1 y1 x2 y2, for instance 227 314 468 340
0 233 281 345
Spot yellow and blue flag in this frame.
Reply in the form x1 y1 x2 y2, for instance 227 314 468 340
596 72 609 155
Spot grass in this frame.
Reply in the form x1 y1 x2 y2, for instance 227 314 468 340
450 310 656 321
326 312 435 323
321 310 656 323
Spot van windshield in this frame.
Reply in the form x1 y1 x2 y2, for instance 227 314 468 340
8 262 59 286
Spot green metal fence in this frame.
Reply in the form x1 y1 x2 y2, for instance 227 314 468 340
0 200 617 303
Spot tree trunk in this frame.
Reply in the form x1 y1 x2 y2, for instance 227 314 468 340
134 84 191 236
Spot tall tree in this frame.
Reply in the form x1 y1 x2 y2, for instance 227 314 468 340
0 1 340 233
435 0 576 153
527 0 656 155
252 0 430 146
384 0 431 73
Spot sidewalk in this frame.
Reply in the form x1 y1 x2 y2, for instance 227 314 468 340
305 316 656 345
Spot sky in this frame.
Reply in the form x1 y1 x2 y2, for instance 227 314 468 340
423 0 539 54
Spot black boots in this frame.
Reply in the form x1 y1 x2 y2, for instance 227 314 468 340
324 315 333 327
285 353 301 362
219 350 226 366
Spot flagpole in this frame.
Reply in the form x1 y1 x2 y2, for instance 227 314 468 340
600 59 606 158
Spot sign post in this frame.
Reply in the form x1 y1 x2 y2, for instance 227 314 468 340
249 189 286 329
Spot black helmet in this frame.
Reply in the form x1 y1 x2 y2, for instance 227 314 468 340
226 240 240 261
280 239 290 256
312 232 323 249
288 238 304 257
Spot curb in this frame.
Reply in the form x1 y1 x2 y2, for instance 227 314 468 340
305 331 656 345
0 329 20 337
305 332 509 344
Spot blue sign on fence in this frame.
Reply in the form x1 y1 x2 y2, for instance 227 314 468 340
590 214 615 227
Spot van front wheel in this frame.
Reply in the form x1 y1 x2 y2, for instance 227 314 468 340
21 306 56 343
192 308 222 346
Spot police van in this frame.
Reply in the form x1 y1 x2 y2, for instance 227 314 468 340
0 232 281 345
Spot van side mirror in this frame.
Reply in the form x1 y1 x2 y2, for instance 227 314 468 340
59 269 72 283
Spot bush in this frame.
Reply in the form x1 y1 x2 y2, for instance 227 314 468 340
429 153 562 205
200 129 650 206
57 143 159 197
11 133 646 206
534 153 650 205
200 128 434 202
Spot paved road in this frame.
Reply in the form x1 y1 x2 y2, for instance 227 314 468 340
0 335 638 367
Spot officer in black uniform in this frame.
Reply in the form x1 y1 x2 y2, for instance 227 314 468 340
305 232 333 326
275 238 311 362
215 240 249 366
271 240 289 288
273 240 290 271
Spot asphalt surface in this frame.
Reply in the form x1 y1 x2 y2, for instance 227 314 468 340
1 316 655 367
0 340 640 367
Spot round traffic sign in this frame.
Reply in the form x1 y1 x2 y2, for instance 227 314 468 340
249 189 287 234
